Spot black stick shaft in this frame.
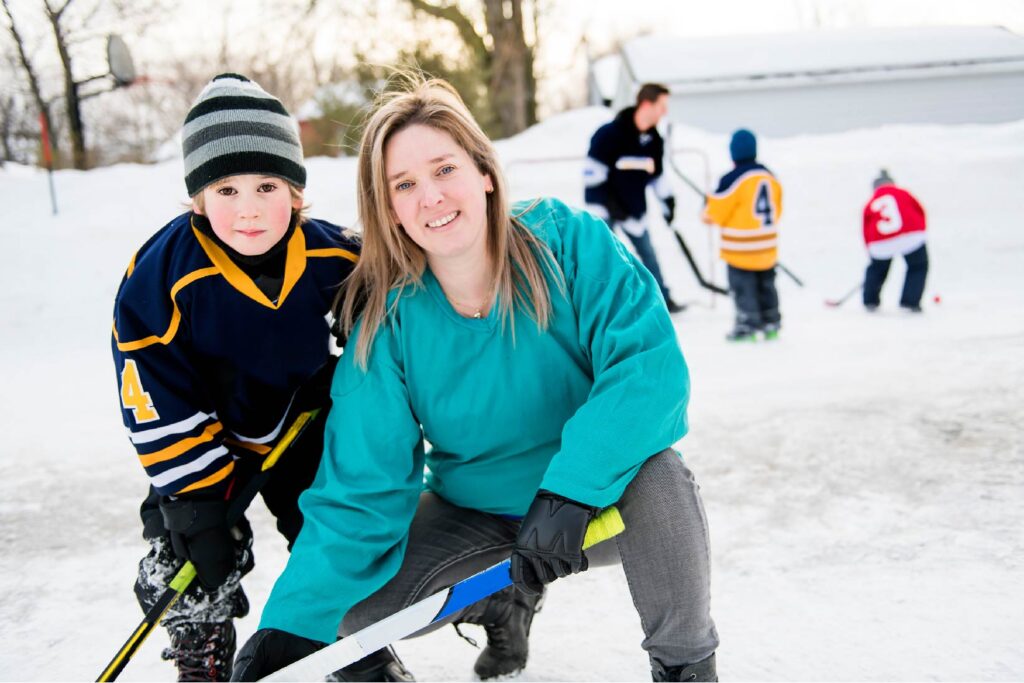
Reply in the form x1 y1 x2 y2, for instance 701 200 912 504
672 229 730 296
776 262 805 287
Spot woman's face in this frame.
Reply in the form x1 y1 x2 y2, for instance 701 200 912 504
384 124 493 267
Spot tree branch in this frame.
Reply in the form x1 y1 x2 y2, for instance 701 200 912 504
1 0 56 156
405 0 489 69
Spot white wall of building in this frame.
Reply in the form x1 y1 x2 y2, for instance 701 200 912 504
607 27 1024 135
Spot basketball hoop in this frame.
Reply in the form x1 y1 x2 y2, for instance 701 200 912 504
107 35 136 87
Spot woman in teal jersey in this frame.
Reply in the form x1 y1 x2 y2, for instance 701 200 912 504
233 77 719 682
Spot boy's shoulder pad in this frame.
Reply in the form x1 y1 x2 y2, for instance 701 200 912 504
303 218 360 249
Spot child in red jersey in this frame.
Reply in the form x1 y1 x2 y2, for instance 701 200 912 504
862 169 929 312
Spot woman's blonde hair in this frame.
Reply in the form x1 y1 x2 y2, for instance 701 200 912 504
337 75 563 369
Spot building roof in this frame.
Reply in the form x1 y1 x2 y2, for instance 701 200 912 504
620 26 1024 89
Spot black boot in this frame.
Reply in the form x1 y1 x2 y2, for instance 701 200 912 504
162 621 237 681
325 645 415 682
455 586 543 680
651 653 717 682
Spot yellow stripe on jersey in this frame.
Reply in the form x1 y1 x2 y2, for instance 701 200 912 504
176 460 235 495
192 220 308 310
225 438 273 456
138 422 224 467
307 247 358 263
126 250 138 278
113 267 221 351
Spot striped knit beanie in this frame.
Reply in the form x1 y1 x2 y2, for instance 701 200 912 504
182 73 305 197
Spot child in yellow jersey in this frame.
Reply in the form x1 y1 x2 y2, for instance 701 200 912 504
702 129 784 341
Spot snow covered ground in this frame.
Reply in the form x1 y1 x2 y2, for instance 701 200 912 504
1 108 1022 681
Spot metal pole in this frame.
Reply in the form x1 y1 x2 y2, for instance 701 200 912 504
39 112 57 215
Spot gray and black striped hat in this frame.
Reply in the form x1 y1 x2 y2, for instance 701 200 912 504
182 73 305 196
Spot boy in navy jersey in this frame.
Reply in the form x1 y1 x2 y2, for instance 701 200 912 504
110 74 411 681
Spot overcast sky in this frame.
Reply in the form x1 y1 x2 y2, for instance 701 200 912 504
6 0 1022 119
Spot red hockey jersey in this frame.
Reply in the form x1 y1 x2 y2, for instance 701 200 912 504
863 186 927 259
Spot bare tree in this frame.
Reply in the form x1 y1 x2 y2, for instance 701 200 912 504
2 0 57 164
405 0 537 138
4 0 170 169
43 0 88 168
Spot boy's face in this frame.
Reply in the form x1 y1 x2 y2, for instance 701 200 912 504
194 174 302 256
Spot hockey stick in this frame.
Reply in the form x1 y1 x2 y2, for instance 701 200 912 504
825 282 863 308
776 262 805 288
662 126 728 296
671 228 730 296
261 506 627 681
665 124 707 201
96 408 322 682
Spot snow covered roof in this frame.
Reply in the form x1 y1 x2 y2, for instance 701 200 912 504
620 26 1024 89
589 54 622 102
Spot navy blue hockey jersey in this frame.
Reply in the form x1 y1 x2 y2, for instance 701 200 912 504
583 106 673 223
111 213 358 496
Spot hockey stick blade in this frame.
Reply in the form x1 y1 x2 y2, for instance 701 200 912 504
824 282 863 308
261 506 626 681
671 229 729 296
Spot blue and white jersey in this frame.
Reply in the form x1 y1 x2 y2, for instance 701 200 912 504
584 106 672 224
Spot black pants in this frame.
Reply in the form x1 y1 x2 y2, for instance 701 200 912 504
134 409 327 624
727 265 780 333
863 244 929 308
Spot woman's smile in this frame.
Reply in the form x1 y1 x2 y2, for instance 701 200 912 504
426 211 460 229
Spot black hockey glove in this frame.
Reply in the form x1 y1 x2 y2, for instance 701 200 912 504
159 497 236 590
231 628 326 681
663 196 676 225
605 197 629 224
293 354 339 412
510 490 598 596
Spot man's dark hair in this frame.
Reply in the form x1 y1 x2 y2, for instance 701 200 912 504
636 83 670 106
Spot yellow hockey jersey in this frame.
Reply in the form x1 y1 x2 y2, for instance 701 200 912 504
703 162 783 271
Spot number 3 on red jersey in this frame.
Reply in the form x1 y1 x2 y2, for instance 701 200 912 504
870 194 904 236
121 359 160 423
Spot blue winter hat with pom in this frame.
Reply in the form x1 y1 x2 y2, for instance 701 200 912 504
729 128 757 163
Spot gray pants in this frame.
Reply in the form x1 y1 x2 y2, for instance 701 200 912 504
343 450 719 669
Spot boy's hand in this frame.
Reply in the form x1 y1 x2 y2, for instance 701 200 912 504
159 497 236 590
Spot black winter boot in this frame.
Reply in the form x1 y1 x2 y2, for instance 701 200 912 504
651 652 717 682
162 621 237 681
325 645 415 682
455 586 544 680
